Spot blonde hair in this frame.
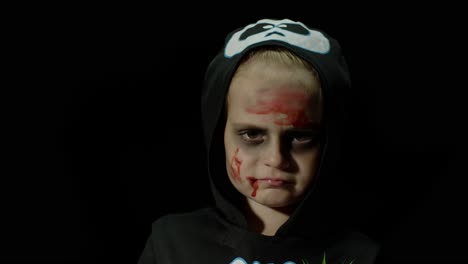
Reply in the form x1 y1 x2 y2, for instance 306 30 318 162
239 46 320 83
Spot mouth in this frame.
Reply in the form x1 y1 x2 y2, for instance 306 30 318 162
247 176 292 187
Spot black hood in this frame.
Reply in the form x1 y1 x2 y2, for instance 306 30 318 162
200 18 353 239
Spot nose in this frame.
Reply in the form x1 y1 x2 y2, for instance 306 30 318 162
263 139 290 170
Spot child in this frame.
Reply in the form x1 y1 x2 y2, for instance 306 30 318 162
138 18 379 264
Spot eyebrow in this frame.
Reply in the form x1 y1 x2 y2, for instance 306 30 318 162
231 122 321 131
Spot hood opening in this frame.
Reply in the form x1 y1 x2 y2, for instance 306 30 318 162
201 19 354 238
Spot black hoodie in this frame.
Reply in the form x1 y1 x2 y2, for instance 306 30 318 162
138 18 379 264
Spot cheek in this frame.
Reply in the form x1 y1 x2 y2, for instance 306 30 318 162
295 150 321 180
227 147 260 180
229 147 242 182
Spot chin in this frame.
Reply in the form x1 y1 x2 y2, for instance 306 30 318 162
253 191 301 208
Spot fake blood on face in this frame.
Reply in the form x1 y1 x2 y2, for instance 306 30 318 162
245 89 312 127
247 177 259 197
230 147 242 182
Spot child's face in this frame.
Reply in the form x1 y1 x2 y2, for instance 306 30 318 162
224 58 322 208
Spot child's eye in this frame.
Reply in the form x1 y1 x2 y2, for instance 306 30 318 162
292 136 313 144
238 129 264 144
289 132 319 146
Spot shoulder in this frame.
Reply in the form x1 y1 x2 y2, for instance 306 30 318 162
139 207 224 263
149 207 223 238
152 207 218 227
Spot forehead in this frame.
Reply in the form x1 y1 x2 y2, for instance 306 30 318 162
226 58 322 126
228 58 320 106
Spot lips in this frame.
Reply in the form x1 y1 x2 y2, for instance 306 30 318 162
247 177 291 187
259 178 288 187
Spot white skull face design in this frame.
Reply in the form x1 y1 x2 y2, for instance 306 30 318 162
224 18 330 58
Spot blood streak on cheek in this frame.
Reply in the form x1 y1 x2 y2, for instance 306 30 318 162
251 181 259 197
245 89 311 127
247 176 259 197
230 147 242 182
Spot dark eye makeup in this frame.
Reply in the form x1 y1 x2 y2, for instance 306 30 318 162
237 129 266 144
236 127 320 147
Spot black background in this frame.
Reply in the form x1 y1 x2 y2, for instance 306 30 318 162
4 3 467 263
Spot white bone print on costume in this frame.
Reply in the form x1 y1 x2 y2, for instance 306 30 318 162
224 18 330 58
229 257 296 264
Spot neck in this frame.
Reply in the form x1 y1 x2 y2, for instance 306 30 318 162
244 199 296 236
